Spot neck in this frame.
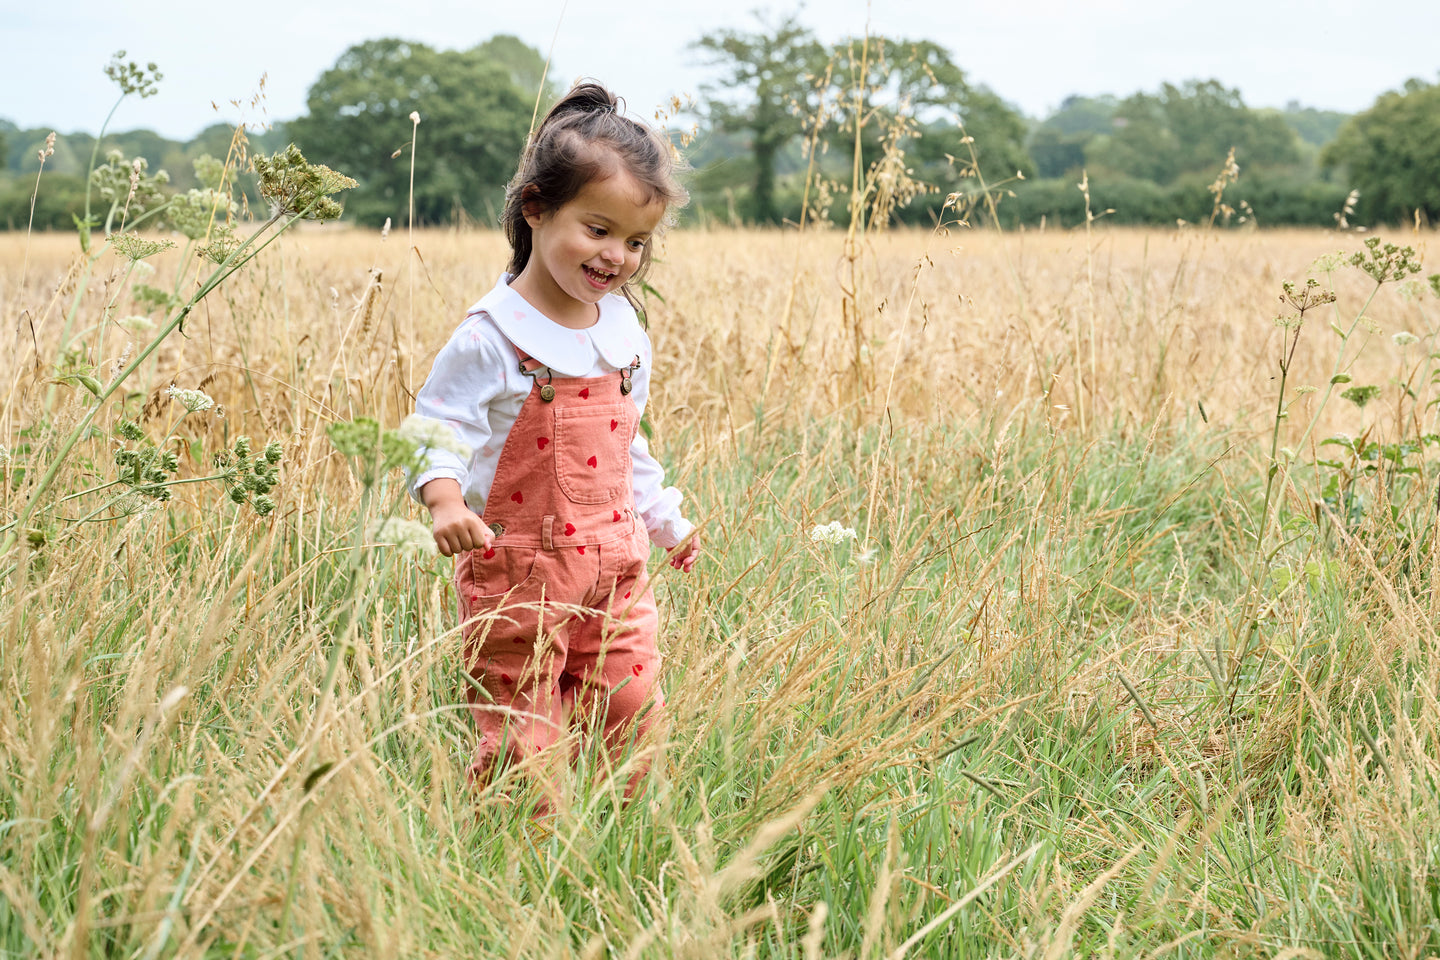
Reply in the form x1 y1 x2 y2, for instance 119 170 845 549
508 270 600 329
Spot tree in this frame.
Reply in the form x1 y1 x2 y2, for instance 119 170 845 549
1322 78 1440 223
1086 80 1300 184
472 34 554 107
826 36 1029 191
1027 96 1117 179
287 38 534 225
1280 101 1348 148
692 12 828 223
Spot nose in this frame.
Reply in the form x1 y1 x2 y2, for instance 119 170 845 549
600 239 625 265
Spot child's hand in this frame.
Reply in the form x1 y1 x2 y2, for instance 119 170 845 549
667 531 701 573
421 479 493 557
431 503 493 558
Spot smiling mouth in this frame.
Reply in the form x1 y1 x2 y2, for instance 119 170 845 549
582 265 616 286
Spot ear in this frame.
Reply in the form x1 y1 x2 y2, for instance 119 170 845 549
520 183 545 227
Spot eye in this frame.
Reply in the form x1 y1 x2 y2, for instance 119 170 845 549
587 225 607 237
627 239 646 251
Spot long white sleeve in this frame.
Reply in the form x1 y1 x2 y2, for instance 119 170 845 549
407 314 513 510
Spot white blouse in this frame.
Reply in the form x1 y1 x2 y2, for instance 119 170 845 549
407 275 694 550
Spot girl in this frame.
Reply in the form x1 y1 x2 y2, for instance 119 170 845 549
408 82 699 803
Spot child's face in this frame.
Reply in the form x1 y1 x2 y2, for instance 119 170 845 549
519 169 666 325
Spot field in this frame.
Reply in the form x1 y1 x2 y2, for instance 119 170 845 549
3 220 1440 957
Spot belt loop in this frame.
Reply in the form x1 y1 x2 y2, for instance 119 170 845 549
542 516 554 551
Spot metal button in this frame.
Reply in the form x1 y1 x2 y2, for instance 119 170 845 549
488 522 505 536
540 384 555 402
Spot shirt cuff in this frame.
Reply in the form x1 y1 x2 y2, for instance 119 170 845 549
409 467 466 504
649 515 694 551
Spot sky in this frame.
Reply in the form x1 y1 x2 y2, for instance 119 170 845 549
3 0 1439 141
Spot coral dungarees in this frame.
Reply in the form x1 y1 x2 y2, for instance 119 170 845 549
454 347 662 787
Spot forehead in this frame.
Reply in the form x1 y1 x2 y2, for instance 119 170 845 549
568 170 666 233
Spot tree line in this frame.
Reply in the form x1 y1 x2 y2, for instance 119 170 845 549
3 18 1437 230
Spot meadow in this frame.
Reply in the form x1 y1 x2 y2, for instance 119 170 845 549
2 217 1439 958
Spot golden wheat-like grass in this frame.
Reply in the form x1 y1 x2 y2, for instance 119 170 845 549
2 223 1438 956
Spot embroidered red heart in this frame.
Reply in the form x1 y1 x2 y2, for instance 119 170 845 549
610 419 618 431
511 491 523 504
624 590 632 599
579 387 590 399
483 548 496 559
512 636 527 644
500 673 513 685
612 510 621 522
577 545 587 555
537 437 549 450
587 455 598 468
631 663 644 676
564 522 576 536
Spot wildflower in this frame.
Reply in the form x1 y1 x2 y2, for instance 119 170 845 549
409 111 421 125
113 491 159 517
369 517 437 557
110 233 176 262
91 151 169 215
131 260 155 280
105 51 163 98
166 186 238 240
199 235 241 264
1393 331 1420 347
117 315 156 334
810 521 858 544
398 414 472 460
1293 385 1317 396
1309 251 1346 274
252 144 356 221
1340 385 1381 409
166 384 215 413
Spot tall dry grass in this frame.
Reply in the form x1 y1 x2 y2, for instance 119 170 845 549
2 220 1439 957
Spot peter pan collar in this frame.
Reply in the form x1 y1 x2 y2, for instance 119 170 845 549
465 274 646 377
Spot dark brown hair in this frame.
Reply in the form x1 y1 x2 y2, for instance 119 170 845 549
501 81 687 305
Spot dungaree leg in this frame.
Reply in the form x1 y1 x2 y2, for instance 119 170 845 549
457 548 573 807
563 533 664 797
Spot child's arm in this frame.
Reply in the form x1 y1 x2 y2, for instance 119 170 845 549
421 479 494 558
408 313 512 556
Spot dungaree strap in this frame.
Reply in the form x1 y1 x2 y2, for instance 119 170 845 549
512 343 548 376
510 342 642 395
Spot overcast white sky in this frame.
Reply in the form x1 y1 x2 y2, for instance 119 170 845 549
4 0 1438 140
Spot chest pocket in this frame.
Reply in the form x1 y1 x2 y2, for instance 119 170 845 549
552 402 633 504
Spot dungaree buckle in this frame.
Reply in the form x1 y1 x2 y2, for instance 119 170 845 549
518 356 556 402
619 356 641 396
